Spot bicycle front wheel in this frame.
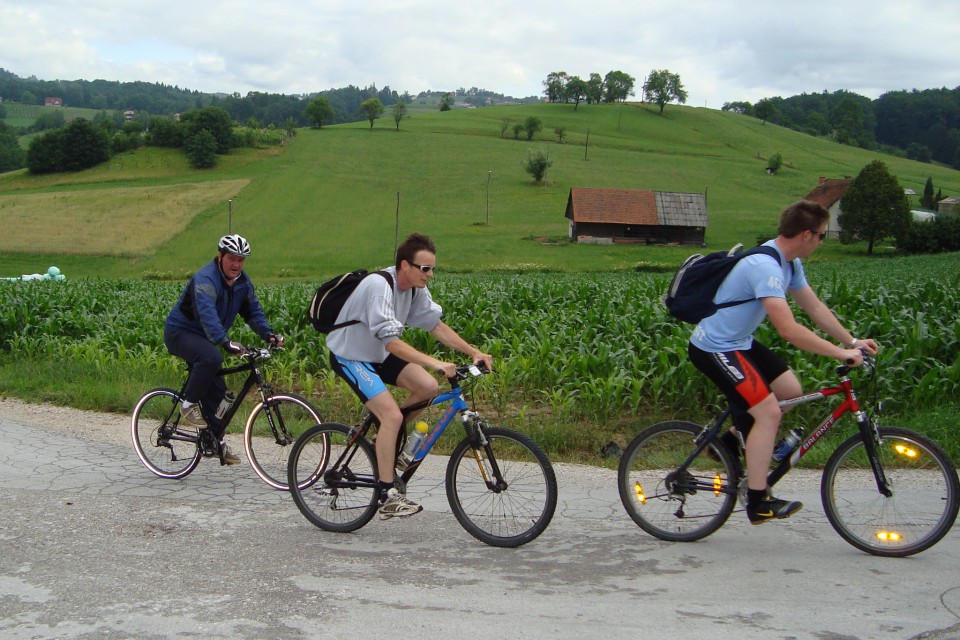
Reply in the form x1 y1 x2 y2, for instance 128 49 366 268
244 393 325 490
288 423 379 533
131 388 201 479
821 426 960 557
618 420 739 542
446 426 557 547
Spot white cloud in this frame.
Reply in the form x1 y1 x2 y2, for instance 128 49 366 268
2 0 959 106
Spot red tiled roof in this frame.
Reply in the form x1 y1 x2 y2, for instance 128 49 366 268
804 178 850 208
567 188 660 224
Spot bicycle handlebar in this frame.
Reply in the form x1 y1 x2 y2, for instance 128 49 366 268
839 352 875 375
447 362 491 386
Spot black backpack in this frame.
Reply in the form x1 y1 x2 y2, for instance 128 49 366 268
664 244 787 324
307 270 393 333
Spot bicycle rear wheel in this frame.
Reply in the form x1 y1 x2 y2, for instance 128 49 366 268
821 425 960 557
446 426 557 547
618 420 739 542
288 423 379 533
131 388 202 479
244 394 325 490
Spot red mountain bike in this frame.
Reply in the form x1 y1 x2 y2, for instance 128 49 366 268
618 354 959 557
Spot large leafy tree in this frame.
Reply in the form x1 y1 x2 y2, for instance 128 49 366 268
180 106 235 154
603 70 635 103
26 118 110 173
585 73 604 104
360 97 384 128
564 76 588 110
643 69 687 113
838 160 911 254
754 99 777 124
0 121 25 172
543 71 568 102
304 96 335 128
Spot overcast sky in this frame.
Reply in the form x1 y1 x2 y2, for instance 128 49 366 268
3 1 959 108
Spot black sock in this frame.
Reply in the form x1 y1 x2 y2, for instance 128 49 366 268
379 481 394 500
747 488 768 509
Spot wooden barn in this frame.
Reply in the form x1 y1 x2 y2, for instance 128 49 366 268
564 188 707 245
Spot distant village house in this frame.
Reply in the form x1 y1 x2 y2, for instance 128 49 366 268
802 176 850 239
565 187 707 245
44 97 63 107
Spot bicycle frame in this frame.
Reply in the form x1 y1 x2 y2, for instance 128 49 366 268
684 359 891 498
331 366 488 490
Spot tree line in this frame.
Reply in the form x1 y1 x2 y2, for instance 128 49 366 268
542 69 688 114
723 87 960 169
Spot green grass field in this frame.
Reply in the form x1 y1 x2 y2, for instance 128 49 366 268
3 102 959 281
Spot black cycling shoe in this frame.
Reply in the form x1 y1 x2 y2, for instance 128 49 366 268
747 495 803 525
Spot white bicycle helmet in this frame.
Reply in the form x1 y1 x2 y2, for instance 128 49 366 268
218 234 251 257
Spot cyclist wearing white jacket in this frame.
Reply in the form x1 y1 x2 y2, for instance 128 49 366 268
326 232 493 519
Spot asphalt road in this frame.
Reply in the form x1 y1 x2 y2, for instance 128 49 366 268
1 400 959 640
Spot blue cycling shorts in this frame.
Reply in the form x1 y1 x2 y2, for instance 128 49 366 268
329 353 408 403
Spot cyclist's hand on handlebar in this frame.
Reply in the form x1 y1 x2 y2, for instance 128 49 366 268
434 361 457 379
472 352 494 373
222 340 246 356
841 348 864 367
268 334 285 349
855 338 878 355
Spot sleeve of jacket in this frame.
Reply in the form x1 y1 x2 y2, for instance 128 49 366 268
239 280 274 340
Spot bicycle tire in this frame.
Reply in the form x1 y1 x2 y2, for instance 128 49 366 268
244 393 325 490
131 388 202 479
445 426 558 547
821 425 960 557
288 423 379 533
618 420 739 542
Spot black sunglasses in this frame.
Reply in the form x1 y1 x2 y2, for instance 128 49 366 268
811 230 827 241
409 262 437 273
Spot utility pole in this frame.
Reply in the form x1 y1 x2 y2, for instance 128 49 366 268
486 171 492 225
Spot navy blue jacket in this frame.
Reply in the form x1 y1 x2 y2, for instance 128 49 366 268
165 258 273 345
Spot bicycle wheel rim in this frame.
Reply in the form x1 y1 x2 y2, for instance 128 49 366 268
288 424 379 533
618 421 738 542
821 426 960 557
244 394 325 490
446 427 557 547
131 388 201 479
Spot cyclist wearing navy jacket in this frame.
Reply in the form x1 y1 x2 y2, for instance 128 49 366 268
164 234 283 464
688 200 877 524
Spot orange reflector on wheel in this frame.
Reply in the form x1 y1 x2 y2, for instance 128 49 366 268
876 530 903 542
894 444 918 459
713 473 722 496
634 481 646 505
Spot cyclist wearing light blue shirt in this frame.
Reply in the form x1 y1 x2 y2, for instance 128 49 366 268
687 200 878 525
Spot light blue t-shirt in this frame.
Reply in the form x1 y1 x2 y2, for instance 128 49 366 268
690 241 806 352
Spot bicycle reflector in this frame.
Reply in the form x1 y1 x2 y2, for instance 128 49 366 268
713 473 722 496
875 530 903 543
894 444 918 459
634 481 646 505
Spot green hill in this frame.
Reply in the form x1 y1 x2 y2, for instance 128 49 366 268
2 102 958 281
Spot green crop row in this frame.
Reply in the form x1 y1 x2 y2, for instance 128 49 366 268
1 253 958 461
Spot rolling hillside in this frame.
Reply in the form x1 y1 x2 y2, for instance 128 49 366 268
1 102 958 281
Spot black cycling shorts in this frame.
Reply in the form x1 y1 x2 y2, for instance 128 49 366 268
688 340 789 432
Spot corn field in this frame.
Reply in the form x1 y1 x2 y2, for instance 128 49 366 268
1 253 958 456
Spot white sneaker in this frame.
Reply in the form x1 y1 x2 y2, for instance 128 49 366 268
180 403 207 428
378 488 422 520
